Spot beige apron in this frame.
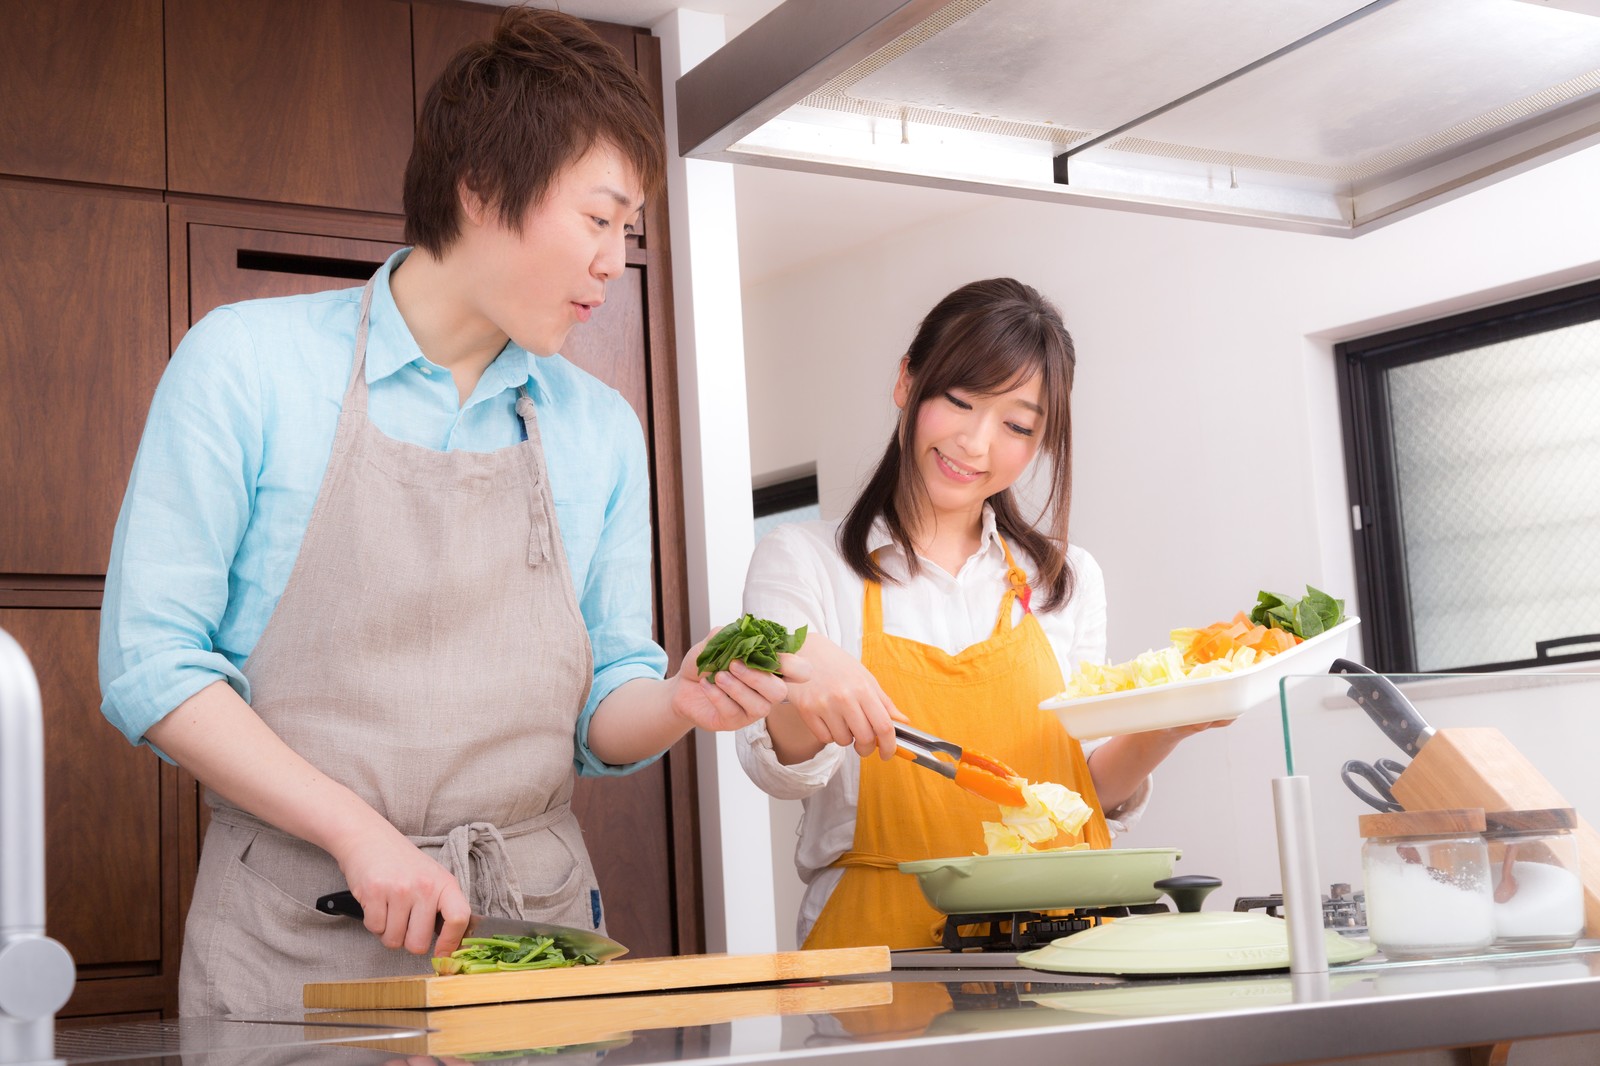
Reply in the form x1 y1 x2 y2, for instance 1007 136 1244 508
179 274 597 1017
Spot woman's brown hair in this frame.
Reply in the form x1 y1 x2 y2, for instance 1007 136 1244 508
838 278 1079 611
404 7 666 254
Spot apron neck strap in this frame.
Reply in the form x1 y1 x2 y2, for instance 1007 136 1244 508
863 550 887 636
341 273 381 416
994 535 1033 631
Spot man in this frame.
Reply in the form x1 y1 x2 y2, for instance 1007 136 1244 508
99 8 795 1016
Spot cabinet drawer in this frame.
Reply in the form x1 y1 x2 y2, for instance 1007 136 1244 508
165 0 412 213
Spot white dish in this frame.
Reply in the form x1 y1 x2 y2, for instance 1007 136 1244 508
1040 617 1361 740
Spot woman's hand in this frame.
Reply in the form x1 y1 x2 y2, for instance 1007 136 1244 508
764 631 906 764
328 822 473 958
669 629 812 732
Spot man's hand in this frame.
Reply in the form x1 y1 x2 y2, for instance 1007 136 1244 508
330 824 473 958
670 628 813 732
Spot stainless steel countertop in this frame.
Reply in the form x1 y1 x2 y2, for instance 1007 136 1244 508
48 944 1600 1066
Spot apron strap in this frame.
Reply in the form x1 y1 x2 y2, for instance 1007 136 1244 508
208 801 572 920
991 536 1033 637
836 849 905 871
341 274 380 415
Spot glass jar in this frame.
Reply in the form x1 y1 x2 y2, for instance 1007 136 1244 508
1484 808 1584 950
1360 808 1494 960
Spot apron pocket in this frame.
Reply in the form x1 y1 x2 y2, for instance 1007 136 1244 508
209 830 412 1015
516 822 598 930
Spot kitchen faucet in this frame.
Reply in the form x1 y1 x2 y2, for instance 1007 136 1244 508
0 627 75 1065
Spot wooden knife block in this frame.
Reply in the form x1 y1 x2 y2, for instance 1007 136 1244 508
1390 727 1600 937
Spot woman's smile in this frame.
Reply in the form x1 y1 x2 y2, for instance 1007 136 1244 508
933 447 983 483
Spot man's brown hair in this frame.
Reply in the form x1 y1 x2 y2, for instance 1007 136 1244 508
404 7 666 254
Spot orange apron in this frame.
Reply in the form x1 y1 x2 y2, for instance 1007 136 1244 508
803 540 1112 950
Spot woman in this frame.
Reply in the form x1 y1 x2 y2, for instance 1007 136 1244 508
737 278 1217 949
99 10 790 1016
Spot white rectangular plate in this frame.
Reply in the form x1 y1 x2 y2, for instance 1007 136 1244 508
1040 617 1361 740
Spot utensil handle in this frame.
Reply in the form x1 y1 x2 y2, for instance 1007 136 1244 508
893 723 961 758
316 890 364 919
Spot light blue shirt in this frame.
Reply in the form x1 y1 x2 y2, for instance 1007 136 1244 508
99 249 668 776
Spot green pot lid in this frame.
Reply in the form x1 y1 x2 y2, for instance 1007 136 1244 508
1017 911 1376 976
1017 970 1372 1019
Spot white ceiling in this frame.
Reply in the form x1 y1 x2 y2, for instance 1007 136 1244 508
473 1 987 283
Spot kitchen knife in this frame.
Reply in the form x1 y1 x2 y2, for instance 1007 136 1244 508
1329 658 1436 757
315 890 628 961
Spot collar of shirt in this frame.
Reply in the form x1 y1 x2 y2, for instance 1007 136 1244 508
864 503 1005 570
365 248 541 404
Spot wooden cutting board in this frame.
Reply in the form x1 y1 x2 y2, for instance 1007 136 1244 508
303 946 891 1009
311 980 896 1056
1389 727 1600 937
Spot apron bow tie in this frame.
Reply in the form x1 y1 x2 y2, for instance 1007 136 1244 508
438 821 525 919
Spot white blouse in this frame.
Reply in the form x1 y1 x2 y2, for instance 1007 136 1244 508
735 507 1151 945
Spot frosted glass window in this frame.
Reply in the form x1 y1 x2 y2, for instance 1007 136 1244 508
1340 280 1600 673
1388 321 1600 670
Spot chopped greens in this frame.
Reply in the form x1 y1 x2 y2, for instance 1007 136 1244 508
1249 586 1345 639
431 935 598 976
696 613 806 676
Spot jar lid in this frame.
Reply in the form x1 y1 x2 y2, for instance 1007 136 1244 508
1484 808 1577 833
1359 807 1485 838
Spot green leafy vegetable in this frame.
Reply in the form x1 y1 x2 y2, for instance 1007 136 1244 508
1249 586 1345 639
431 936 597 976
696 613 806 676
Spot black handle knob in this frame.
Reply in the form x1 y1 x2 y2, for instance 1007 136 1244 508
316 890 364 919
1154 874 1223 913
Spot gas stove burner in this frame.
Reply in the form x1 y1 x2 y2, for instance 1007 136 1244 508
941 903 1172 952
1233 883 1367 934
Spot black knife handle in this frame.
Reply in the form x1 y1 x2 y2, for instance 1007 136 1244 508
1329 657 1434 756
316 890 364 919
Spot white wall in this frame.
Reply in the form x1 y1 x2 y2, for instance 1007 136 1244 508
739 145 1600 944
653 8 778 955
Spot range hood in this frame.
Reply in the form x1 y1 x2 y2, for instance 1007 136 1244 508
676 0 1600 236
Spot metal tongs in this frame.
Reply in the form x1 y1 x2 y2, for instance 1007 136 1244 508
892 723 1027 807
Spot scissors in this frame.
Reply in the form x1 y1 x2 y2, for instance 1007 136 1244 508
1340 757 1408 813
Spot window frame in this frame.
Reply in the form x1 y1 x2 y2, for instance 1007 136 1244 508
753 472 820 520
1336 276 1600 673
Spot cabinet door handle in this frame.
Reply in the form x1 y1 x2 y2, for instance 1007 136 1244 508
235 249 381 281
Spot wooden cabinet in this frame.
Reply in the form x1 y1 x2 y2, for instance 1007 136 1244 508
0 1 165 189
165 0 413 214
411 2 501 115
0 606 180 1018
5 0 697 1017
0 182 168 576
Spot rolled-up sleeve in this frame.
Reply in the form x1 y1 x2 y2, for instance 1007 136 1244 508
571 401 669 777
99 310 262 753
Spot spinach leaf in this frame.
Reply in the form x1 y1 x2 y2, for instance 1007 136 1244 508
697 614 807 676
1249 586 1346 639
431 936 597 975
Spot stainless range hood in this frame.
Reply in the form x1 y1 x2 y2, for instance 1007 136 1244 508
676 0 1600 236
